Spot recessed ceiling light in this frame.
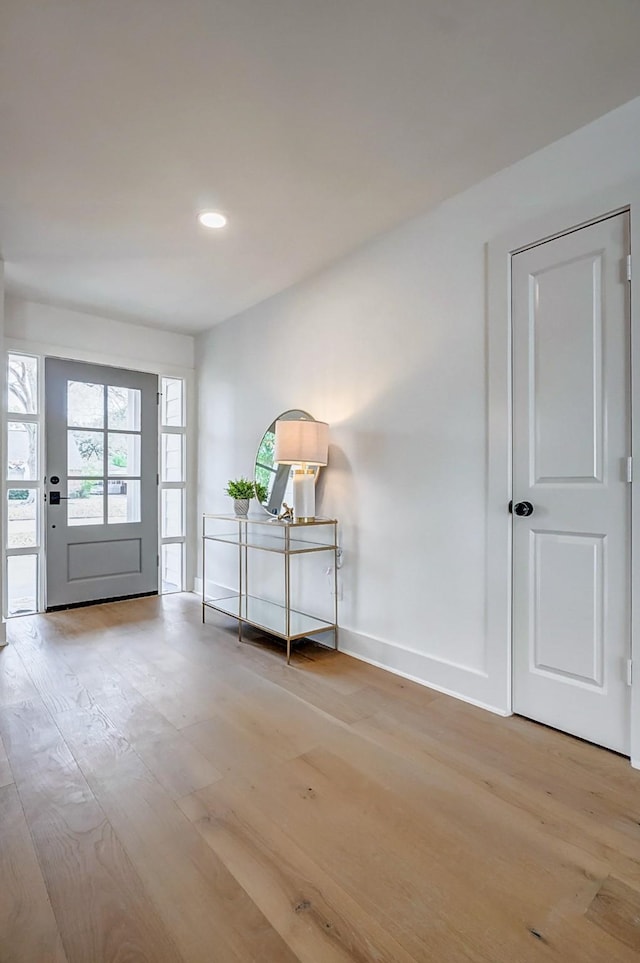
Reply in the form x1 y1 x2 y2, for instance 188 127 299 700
198 210 227 229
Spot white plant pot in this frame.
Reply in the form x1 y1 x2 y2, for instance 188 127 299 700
233 498 250 517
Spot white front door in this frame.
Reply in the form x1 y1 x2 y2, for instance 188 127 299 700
45 358 159 609
512 212 631 754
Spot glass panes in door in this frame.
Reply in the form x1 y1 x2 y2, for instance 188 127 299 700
108 434 141 475
162 488 184 538
161 378 183 427
67 481 103 526
7 555 38 616
7 422 38 480
161 543 183 593
5 352 42 618
159 376 186 595
8 354 38 415
67 381 104 428
64 379 144 526
6 489 38 548
68 430 104 476
108 386 141 430
161 433 184 482
108 480 141 524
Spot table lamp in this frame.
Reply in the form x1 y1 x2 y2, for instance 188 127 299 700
274 418 329 522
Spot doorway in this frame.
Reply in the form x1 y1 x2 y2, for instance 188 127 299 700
4 352 188 617
44 358 159 609
511 211 631 754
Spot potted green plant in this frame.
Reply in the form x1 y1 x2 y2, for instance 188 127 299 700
225 477 260 516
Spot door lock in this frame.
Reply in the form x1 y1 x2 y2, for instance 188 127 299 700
513 500 534 517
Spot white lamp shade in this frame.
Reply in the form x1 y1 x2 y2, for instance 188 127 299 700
274 419 329 466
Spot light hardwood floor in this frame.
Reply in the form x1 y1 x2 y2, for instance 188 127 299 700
1 593 640 962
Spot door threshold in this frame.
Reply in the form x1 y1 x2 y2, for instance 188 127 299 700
46 591 158 613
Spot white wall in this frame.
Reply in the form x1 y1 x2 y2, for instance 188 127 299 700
197 96 640 714
5 298 195 372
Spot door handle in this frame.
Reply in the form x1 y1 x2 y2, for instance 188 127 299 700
48 492 69 505
513 500 534 517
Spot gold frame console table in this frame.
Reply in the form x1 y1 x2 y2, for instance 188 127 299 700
202 513 339 663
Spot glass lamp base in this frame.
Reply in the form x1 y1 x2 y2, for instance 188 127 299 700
292 469 316 521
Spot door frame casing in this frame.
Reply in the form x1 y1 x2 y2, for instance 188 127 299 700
487 180 640 766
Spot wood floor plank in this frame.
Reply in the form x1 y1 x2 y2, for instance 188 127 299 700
0 783 69 963
180 672 346 787
218 740 637 961
222 632 365 695
350 704 640 885
348 678 442 716
131 731 222 799
75 680 178 743
205 753 496 961
49 670 219 799
586 876 640 952
0 730 14 788
0 643 39 707
53 647 182 742
3 593 640 963
85 762 298 962
183 710 287 784
241 657 376 725
96 644 242 729
54 700 298 963
427 692 639 804
9 623 96 715
216 672 345 754
179 778 420 963
295 738 637 961
0 699 186 963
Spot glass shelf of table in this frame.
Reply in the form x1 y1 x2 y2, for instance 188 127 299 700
203 593 335 641
203 513 337 527
204 531 335 554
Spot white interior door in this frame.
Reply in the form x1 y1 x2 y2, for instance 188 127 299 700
512 212 631 754
45 358 159 609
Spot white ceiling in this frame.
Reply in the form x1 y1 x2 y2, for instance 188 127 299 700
2 1 640 334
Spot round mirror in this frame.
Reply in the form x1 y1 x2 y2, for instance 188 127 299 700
254 410 320 515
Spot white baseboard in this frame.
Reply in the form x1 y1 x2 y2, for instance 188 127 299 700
194 577 203 595
338 626 510 717
340 644 511 717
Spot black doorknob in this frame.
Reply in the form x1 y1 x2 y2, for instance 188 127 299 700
513 501 534 517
